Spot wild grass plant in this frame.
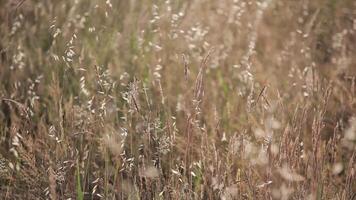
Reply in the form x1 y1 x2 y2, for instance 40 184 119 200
0 0 355 199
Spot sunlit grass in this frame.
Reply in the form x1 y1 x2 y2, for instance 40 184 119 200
0 0 355 199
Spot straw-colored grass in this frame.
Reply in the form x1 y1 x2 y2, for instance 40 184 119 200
0 0 355 199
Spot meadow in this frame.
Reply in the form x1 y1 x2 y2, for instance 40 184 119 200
0 0 355 199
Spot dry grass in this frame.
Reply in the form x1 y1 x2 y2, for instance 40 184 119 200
0 0 355 199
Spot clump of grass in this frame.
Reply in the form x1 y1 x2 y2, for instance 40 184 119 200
0 0 355 199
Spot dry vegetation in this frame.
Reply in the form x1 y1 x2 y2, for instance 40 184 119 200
0 0 355 199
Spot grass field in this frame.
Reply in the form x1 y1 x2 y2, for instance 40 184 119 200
0 0 355 199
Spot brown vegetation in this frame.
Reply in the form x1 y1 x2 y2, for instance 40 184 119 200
0 0 355 199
